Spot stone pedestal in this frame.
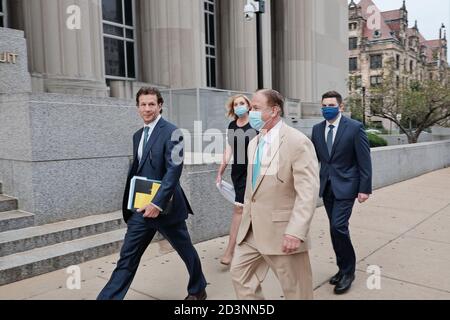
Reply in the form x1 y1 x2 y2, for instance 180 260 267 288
0 27 136 224
20 0 108 96
0 27 31 94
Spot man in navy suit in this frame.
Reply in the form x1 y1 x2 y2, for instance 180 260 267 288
311 91 372 295
97 87 207 300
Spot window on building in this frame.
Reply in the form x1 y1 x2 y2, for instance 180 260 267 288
370 75 383 87
396 76 400 88
349 75 362 91
410 61 414 73
370 97 383 109
373 30 381 38
370 54 383 69
432 51 438 61
204 0 217 88
0 0 7 28
349 23 357 30
356 76 362 88
349 57 358 71
349 37 358 50
396 55 400 70
102 0 136 79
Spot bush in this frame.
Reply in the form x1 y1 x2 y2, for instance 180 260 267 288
367 133 388 148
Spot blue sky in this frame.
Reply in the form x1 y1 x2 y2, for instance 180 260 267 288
350 0 450 59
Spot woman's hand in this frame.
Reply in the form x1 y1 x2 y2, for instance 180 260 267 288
216 173 222 185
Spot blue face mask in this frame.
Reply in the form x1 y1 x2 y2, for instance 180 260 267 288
249 111 266 131
322 106 340 121
234 105 249 118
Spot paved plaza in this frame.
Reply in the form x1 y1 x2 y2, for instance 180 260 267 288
1 168 449 300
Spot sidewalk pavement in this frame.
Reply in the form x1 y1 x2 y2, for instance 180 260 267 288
1 168 449 300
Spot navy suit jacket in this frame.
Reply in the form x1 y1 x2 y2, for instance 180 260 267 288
122 117 193 225
311 116 372 200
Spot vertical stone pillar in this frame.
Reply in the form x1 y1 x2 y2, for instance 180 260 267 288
217 0 258 92
21 0 108 96
272 0 348 102
139 0 204 88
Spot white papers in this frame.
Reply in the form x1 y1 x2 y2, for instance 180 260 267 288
216 180 236 204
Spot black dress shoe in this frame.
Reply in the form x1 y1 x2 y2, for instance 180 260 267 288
329 272 343 285
334 274 355 295
184 289 207 300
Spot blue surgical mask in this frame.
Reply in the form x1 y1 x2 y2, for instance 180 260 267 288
322 106 340 121
249 111 266 131
234 105 249 118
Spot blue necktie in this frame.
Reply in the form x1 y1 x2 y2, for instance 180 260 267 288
252 138 266 190
143 126 150 149
327 125 335 156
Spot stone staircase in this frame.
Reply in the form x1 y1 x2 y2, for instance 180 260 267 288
0 182 127 286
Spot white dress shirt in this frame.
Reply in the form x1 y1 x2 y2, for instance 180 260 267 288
138 114 162 163
256 119 283 162
325 112 342 146
136 114 163 212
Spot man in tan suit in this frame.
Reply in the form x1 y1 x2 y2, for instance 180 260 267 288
230 89 320 300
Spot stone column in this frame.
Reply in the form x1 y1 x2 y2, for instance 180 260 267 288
138 0 204 88
21 0 108 96
217 0 258 92
261 0 273 89
272 0 348 102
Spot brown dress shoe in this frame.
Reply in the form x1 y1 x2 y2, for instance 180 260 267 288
184 289 207 300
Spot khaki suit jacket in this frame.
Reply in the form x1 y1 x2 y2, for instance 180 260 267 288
237 122 320 255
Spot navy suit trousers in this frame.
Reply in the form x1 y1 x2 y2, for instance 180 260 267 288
97 213 207 300
323 181 356 276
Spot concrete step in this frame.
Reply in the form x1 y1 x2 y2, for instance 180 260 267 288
0 210 35 233
0 228 126 286
0 211 126 257
0 195 18 213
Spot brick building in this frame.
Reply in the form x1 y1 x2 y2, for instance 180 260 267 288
348 0 448 130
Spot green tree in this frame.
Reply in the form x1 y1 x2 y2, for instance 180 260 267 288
349 58 450 144
347 75 364 124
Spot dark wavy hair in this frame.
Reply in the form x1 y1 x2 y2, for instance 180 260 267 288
136 87 164 106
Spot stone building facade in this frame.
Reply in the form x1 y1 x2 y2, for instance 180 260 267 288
0 0 379 283
0 0 349 226
1 0 348 103
347 0 448 129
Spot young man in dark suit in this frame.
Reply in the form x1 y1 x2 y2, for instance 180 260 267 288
97 87 207 300
311 91 372 295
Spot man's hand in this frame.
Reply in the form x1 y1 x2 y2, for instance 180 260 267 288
358 193 370 204
282 234 304 254
137 203 161 219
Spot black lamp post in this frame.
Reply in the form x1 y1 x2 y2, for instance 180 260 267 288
362 86 366 127
256 0 265 89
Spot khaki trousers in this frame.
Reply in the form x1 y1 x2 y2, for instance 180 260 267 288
230 227 313 300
